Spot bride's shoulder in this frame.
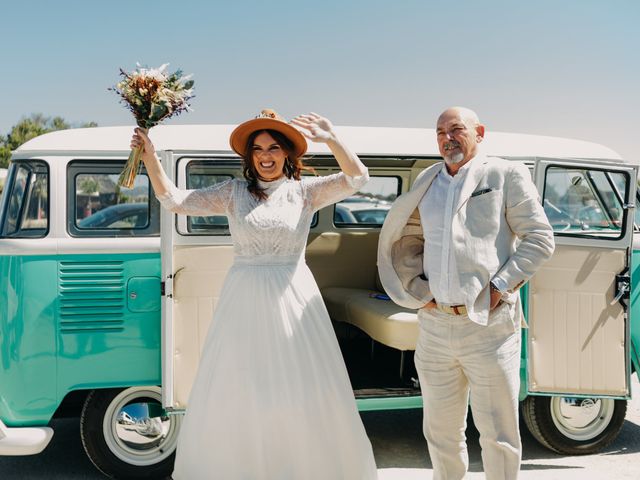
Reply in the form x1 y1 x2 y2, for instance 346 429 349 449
298 174 323 187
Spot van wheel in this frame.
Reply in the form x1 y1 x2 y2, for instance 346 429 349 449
80 387 181 479
521 395 626 455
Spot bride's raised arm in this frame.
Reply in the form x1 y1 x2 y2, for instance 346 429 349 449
291 113 369 211
131 127 233 216
291 113 367 178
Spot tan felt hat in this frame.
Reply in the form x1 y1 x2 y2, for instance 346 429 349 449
229 109 308 158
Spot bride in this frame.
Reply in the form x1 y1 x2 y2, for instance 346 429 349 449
131 110 378 479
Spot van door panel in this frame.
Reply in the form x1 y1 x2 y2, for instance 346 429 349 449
528 159 637 398
168 245 234 409
528 246 626 395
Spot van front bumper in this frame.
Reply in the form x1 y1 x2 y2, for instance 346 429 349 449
0 419 53 455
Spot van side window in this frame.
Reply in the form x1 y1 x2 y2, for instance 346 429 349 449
67 162 160 237
185 164 232 235
543 166 627 238
333 176 400 227
0 161 49 238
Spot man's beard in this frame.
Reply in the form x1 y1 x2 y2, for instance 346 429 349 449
444 151 465 165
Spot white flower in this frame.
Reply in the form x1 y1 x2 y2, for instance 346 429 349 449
179 74 193 84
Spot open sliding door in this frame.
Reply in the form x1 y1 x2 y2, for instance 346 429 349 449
527 159 637 398
161 153 238 410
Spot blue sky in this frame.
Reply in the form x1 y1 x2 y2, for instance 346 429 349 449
1 0 638 162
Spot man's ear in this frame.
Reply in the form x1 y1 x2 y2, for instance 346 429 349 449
476 124 485 143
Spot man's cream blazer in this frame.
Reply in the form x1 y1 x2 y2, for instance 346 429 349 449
377 155 555 326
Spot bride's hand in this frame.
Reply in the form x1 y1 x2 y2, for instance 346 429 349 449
130 127 155 156
290 112 336 144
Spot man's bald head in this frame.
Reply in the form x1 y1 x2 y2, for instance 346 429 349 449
436 106 485 174
437 107 481 128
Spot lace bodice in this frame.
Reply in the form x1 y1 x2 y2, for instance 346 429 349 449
156 172 369 257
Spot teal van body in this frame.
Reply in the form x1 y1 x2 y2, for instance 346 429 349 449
0 253 161 426
0 124 637 477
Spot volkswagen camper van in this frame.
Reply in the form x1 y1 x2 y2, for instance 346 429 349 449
0 124 637 478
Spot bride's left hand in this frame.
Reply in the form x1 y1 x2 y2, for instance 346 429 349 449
290 112 336 144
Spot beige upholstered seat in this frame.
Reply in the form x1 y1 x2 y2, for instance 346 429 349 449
322 287 419 351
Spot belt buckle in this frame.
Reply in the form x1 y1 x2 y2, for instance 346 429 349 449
437 303 466 316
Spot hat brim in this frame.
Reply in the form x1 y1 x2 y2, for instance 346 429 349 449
229 118 308 158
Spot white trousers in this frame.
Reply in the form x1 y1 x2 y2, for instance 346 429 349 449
415 302 522 480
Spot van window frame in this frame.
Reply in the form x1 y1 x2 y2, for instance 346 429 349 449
66 160 160 238
181 158 235 236
0 159 50 239
173 156 239 237
540 163 632 242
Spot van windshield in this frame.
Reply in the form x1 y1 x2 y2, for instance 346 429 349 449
0 161 49 238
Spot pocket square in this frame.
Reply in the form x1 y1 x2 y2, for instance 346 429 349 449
470 187 494 197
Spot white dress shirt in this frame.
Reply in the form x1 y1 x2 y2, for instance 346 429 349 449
418 162 472 306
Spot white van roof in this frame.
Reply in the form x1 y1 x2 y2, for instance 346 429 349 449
15 124 623 161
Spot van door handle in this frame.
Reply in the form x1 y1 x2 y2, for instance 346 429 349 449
169 267 185 299
173 267 185 283
610 274 630 307
610 285 628 305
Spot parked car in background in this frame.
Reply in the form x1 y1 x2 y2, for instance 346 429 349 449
334 200 391 225
78 202 151 229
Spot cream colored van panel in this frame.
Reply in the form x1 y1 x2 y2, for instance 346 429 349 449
306 231 380 290
528 245 628 396
169 245 234 408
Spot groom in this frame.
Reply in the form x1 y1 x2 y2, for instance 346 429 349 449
377 107 554 479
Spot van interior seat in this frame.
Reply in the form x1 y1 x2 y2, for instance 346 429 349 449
321 287 419 351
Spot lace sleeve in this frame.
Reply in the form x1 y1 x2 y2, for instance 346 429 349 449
303 170 370 212
155 178 235 216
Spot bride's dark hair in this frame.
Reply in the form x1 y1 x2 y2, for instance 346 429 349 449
242 129 312 200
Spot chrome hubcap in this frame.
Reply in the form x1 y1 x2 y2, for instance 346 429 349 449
550 397 614 441
103 387 181 466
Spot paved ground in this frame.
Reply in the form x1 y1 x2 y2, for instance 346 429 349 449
2 377 640 479
372 376 640 480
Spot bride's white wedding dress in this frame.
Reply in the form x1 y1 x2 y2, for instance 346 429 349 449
157 172 378 479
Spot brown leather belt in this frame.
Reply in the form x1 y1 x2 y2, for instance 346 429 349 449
435 300 504 316
436 303 468 316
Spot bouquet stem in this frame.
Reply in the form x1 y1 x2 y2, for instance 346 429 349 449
118 129 147 188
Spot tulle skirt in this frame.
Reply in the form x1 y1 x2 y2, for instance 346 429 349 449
172 255 377 479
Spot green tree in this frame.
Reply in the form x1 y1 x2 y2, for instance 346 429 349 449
0 135 10 169
0 114 97 168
